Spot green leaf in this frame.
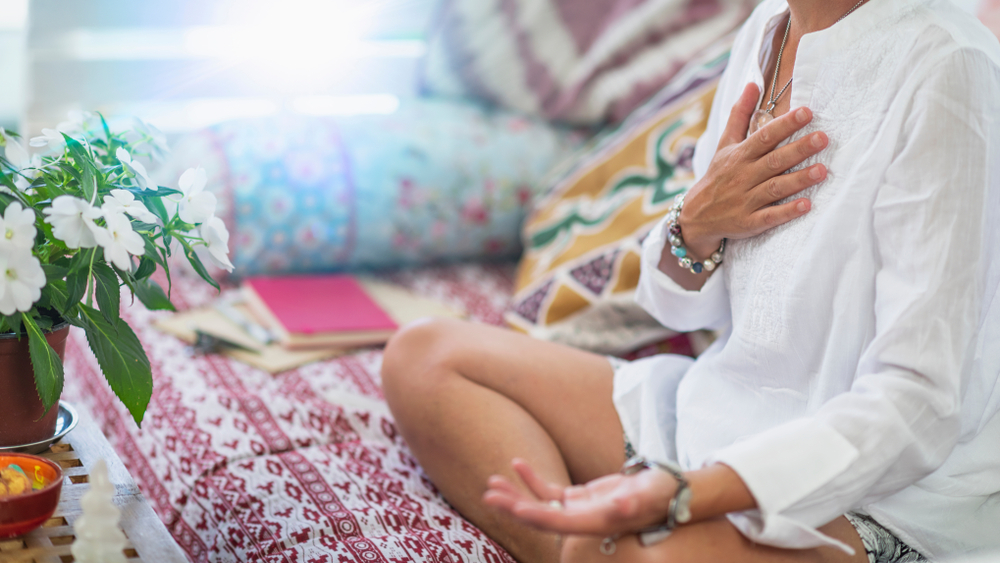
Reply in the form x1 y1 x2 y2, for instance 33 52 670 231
42 263 70 282
141 237 166 267
34 315 53 332
133 278 175 311
78 305 152 426
145 196 170 224
151 186 182 198
68 247 98 274
181 242 220 292
63 134 97 201
1 313 23 336
97 111 112 142
20 313 64 416
0 168 15 192
65 269 88 311
41 176 69 200
42 280 70 316
134 257 156 280
92 262 121 324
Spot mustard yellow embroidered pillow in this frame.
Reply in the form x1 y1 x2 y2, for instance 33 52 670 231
506 48 728 353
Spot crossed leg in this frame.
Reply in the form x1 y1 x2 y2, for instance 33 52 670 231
380 318 867 563
382 317 627 561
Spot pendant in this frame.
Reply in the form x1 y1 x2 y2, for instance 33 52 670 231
749 109 773 135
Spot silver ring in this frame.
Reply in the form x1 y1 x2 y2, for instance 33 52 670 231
600 536 617 555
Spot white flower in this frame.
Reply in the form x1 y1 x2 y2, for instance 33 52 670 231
14 156 44 192
172 167 216 224
42 196 102 249
103 189 158 224
1 129 28 168
131 117 170 161
29 128 68 151
0 202 36 251
61 110 98 134
116 148 155 191
200 216 233 272
0 247 46 316
1 130 45 193
93 211 145 271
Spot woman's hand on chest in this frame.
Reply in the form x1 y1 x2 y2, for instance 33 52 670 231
676 83 830 260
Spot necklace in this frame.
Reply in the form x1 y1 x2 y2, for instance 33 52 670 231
749 0 870 134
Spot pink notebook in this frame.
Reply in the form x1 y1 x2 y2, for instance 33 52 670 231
243 275 398 349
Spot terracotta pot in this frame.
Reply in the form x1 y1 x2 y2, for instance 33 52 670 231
0 322 70 448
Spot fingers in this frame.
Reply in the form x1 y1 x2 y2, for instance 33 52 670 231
750 163 826 209
748 198 812 234
512 458 566 502
483 483 610 534
745 106 815 159
718 83 761 148
748 130 828 188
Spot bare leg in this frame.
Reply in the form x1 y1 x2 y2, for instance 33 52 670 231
561 516 868 563
381 318 626 563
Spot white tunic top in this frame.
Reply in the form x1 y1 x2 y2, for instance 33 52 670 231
612 0 1000 558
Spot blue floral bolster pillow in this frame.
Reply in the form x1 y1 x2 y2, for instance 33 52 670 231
158 98 584 277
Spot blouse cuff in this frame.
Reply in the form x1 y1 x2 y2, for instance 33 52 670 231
707 417 861 554
635 217 729 332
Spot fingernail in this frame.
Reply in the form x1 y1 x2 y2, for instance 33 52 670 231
811 133 825 148
796 108 808 123
797 201 809 212
809 166 823 180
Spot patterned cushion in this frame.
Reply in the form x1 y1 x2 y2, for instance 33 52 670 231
421 0 754 125
505 39 731 354
159 98 583 277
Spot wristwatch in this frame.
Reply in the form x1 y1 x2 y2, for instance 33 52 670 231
621 456 693 546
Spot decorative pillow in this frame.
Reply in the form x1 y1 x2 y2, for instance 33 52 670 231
158 98 583 277
421 0 754 125
505 39 730 354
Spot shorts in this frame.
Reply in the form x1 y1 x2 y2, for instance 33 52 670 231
845 513 928 563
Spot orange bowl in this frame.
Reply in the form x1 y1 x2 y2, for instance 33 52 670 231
0 454 63 538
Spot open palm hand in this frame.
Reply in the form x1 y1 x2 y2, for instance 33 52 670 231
483 458 677 536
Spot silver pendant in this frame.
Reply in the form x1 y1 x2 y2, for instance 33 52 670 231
749 109 773 135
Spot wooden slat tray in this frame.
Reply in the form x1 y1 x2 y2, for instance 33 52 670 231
0 418 187 563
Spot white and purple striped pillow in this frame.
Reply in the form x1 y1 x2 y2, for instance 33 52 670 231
421 0 756 125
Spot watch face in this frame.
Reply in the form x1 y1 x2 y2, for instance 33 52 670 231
675 487 694 523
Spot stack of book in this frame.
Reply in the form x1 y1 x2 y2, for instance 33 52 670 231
155 274 462 373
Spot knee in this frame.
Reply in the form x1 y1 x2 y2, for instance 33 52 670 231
381 317 465 403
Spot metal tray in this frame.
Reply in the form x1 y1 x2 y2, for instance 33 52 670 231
0 401 80 454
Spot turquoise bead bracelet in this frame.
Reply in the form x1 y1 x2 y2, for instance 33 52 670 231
666 194 726 275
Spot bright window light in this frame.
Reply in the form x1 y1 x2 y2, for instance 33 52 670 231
291 94 400 116
0 0 28 29
140 98 279 133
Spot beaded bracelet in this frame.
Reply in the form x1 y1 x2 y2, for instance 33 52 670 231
666 193 725 274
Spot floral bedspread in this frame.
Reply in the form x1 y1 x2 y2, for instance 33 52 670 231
63 263 520 563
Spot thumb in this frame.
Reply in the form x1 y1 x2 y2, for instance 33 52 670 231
719 83 760 148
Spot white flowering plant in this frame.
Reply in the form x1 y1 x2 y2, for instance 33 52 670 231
0 113 233 426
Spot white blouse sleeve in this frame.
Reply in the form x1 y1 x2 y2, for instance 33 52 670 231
707 49 1000 551
634 217 731 332
634 63 735 333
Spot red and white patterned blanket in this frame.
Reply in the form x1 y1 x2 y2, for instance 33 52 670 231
63 263 521 563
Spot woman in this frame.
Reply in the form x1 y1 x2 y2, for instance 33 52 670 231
381 0 1000 559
